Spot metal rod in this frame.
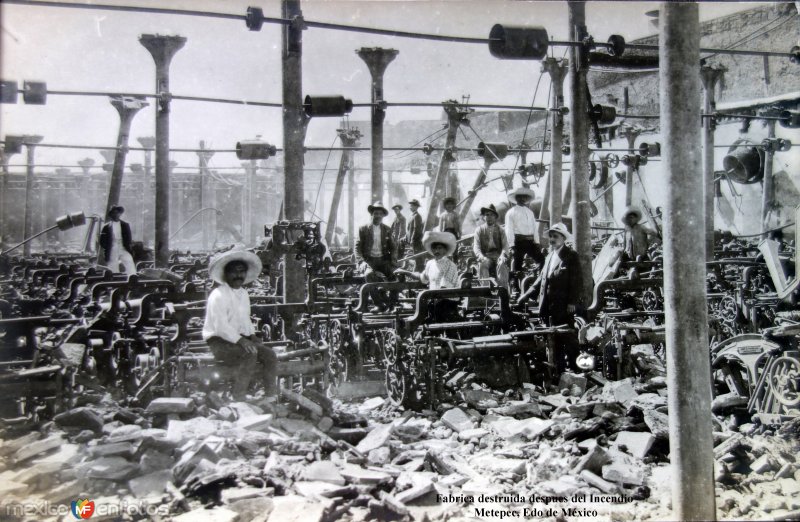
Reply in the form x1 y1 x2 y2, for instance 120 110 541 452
282 0 307 304
169 207 221 240
761 120 776 236
8 0 793 58
701 66 723 262
138 137 155 248
1 224 58 255
568 1 593 307
659 3 715 520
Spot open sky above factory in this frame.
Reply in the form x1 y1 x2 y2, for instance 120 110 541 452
0 0 763 170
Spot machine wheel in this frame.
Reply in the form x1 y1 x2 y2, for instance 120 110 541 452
767 356 800 407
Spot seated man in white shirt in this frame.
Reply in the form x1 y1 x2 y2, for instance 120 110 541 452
202 249 277 400
394 231 460 321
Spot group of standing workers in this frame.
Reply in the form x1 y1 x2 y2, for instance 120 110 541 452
91 187 657 398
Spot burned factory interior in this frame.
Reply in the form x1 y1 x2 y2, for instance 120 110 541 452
0 1 799 520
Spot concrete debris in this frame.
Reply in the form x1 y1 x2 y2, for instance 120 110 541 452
1 341 794 522
441 407 475 433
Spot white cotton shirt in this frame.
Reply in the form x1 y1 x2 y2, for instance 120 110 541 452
421 257 459 290
504 205 537 247
202 283 255 344
111 221 123 245
369 225 383 257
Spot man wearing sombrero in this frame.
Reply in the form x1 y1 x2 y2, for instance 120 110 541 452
518 223 582 373
356 202 398 311
394 231 459 290
202 248 277 400
620 206 658 260
98 205 136 274
473 204 509 289
504 187 546 287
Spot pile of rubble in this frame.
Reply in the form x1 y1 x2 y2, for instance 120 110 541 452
0 347 798 521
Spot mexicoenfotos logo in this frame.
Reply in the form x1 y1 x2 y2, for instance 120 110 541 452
71 499 95 519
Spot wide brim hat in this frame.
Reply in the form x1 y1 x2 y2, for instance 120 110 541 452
367 202 389 215
208 248 263 285
480 203 499 216
507 187 536 202
422 230 457 256
443 197 457 205
546 222 573 243
107 205 125 216
408 199 421 207
391 203 403 210
622 206 643 223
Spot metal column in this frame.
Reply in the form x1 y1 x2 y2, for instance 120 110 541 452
326 128 359 245
22 135 43 256
197 141 215 250
425 102 470 231
659 3 716 520
137 137 155 248
348 157 355 252
701 66 723 260
356 47 398 203
106 96 148 211
543 57 568 226
0 147 18 238
761 120 776 236
139 34 186 268
568 1 593 305
282 0 308 303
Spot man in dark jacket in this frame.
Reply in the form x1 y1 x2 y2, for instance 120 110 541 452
406 199 425 271
98 205 136 274
518 223 582 373
356 202 398 311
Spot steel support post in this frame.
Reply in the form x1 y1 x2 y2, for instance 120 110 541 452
197 141 215 250
356 47 398 203
543 58 568 227
568 1 593 305
282 0 308 304
659 3 716 520
0 148 17 238
761 120 776 236
326 128 359 245
348 160 355 251
425 102 469 231
701 66 723 260
140 34 186 268
137 137 155 247
22 135 43 256
106 96 148 211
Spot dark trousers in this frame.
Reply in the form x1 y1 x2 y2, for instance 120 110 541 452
511 236 545 273
364 256 398 310
544 314 579 374
411 242 425 272
207 337 278 397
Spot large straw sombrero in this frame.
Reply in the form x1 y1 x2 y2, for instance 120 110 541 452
208 248 262 285
622 206 643 223
422 231 457 256
507 187 536 202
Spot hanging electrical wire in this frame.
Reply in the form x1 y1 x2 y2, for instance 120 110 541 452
311 134 340 217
